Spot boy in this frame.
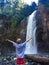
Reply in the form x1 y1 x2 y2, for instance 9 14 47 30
6 38 32 65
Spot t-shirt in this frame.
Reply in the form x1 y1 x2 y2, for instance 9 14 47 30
13 42 26 58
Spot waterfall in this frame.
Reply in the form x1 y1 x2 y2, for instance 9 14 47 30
25 10 37 54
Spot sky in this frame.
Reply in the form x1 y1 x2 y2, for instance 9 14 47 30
21 0 38 5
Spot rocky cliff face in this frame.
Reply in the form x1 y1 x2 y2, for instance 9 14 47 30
36 0 49 53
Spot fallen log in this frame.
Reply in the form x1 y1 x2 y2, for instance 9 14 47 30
25 55 49 63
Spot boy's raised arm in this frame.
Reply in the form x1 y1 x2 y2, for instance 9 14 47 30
26 38 32 42
6 39 13 43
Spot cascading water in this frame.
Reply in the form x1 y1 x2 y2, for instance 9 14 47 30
25 10 37 54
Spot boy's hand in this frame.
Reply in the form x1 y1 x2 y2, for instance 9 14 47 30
5 39 9 41
5 39 13 43
26 37 32 42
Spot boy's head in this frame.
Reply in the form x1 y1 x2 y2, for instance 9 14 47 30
16 38 22 44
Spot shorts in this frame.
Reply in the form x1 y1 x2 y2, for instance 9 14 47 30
16 58 25 65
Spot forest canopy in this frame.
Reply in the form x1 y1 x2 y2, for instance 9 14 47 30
0 0 37 29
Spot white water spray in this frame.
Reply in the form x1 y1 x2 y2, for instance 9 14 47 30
25 11 37 54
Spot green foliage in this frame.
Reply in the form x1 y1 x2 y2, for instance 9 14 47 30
0 0 37 38
4 4 11 14
0 9 2 14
